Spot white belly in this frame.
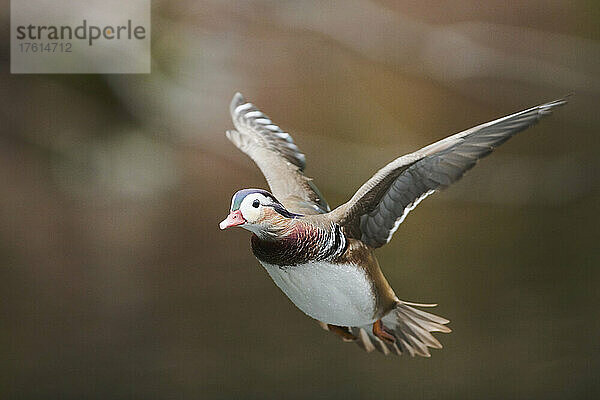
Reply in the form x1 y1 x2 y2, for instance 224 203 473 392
260 261 377 327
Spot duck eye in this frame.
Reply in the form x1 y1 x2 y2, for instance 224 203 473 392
252 199 260 208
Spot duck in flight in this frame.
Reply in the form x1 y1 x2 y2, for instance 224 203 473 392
220 93 566 357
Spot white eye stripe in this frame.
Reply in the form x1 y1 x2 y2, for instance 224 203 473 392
241 193 271 208
238 192 273 224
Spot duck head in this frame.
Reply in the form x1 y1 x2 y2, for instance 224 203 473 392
220 189 302 237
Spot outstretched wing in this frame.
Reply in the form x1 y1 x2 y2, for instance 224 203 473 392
330 98 567 248
226 93 329 215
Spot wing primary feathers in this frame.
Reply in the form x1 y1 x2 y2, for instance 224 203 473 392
332 97 568 248
226 93 330 215
229 92 307 171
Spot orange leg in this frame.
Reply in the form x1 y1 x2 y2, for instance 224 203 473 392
373 319 396 344
327 324 357 341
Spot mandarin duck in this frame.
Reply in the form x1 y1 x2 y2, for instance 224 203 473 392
220 93 566 357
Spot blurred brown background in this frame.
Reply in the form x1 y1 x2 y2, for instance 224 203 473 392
1 1 599 399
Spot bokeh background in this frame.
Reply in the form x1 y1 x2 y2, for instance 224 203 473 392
2 1 599 398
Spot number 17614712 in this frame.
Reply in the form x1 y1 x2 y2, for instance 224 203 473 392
19 42 72 53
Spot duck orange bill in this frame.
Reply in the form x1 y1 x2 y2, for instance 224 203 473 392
219 210 246 229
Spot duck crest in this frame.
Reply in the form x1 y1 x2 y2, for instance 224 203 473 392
251 222 347 268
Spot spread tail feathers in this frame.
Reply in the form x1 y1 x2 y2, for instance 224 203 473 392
323 301 451 357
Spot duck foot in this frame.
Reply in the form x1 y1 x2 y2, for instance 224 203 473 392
373 319 396 344
327 324 357 342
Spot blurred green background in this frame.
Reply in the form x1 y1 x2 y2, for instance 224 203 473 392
1 1 599 399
